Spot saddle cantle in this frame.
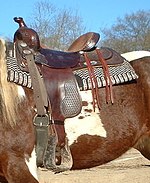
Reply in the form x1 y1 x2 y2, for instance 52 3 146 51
67 32 100 52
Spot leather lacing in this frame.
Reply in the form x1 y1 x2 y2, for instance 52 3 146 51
83 47 114 111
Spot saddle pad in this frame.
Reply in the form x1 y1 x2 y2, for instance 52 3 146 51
7 56 32 88
73 60 138 91
6 57 138 91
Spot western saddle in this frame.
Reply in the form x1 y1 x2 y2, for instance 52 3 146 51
12 17 125 172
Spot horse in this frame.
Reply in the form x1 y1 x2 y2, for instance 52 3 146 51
0 39 39 182
4 16 150 178
63 53 150 170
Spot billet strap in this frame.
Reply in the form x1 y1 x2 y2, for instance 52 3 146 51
21 43 54 166
25 53 49 115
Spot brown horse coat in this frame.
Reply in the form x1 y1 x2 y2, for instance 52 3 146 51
0 39 38 182
65 56 150 169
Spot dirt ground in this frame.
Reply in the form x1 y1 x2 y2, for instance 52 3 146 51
38 148 150 183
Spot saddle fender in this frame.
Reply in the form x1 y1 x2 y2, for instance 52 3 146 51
38 64 82 120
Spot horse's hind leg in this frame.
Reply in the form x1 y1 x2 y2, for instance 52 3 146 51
134 132 150 160
1 153 38 183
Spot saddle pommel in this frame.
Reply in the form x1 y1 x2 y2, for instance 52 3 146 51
14 17 40 51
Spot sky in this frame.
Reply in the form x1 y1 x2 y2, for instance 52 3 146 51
0 0 149 40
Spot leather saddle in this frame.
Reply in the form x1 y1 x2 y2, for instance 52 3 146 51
13 17 126 109
13 17 124 71
12 17 125 171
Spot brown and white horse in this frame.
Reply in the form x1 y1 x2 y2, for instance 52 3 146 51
0 39 39 182
64 51 150 170
1 32 150 183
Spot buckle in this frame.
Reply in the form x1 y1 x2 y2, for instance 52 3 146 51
33 114 50 127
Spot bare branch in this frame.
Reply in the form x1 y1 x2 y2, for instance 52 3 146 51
100 10 150 53
28 1 86 50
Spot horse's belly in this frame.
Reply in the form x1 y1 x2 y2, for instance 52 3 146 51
65 89 145 169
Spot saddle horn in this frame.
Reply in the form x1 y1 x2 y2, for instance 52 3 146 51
14 17 27 27
13 17 40 51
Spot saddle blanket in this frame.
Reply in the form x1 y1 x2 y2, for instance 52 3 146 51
73 60 138 91
6 57 138 90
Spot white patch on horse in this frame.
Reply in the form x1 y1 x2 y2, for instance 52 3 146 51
65 90 107 145
25 147 38 181
17 85 26 98
121 51 150 62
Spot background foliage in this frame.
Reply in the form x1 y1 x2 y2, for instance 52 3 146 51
29 1 86 50
28 1 150 53
100 10 150 53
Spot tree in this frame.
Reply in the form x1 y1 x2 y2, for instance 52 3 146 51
28 1 86 50
100 10 150 53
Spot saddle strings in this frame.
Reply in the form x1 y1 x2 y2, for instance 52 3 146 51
83 52 101 111
95 48 114 104
83 48 114 111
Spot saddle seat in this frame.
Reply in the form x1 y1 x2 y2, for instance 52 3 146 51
37 33 124 69
36 48 80 69
36 32 100 69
